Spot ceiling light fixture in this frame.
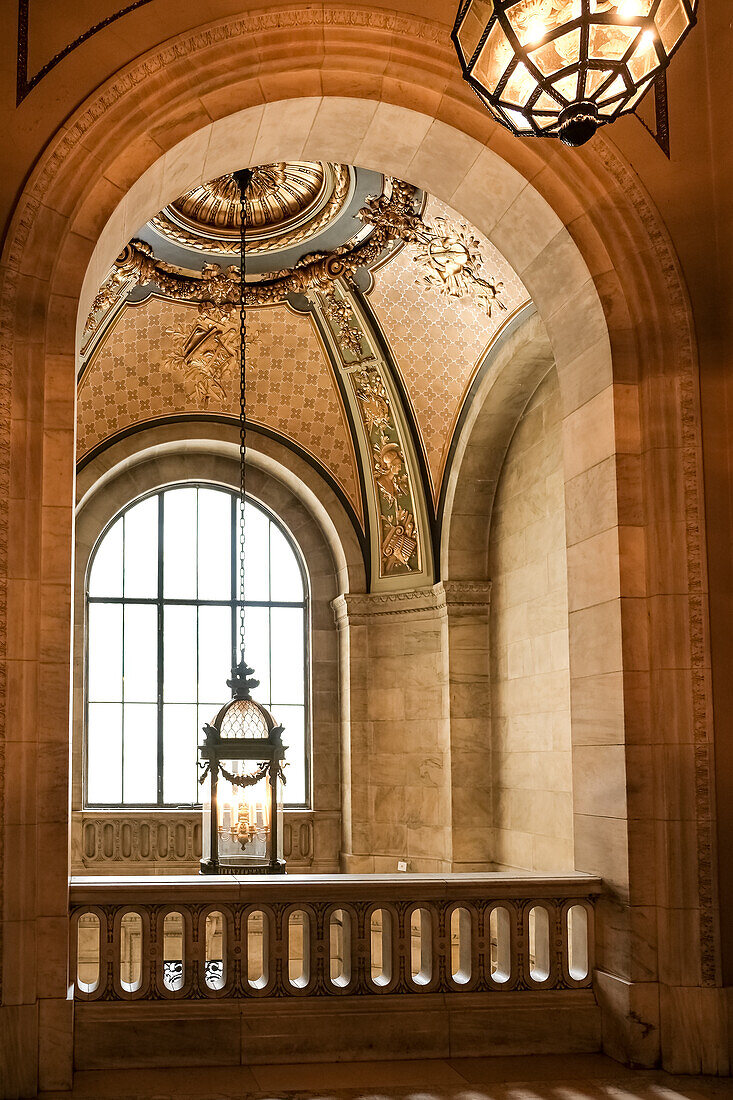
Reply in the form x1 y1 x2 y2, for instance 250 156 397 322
452 0 698 146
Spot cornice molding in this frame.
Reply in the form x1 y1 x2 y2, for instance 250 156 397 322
331 579 491 625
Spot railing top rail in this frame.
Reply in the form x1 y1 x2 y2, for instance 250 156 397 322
70 871 602 905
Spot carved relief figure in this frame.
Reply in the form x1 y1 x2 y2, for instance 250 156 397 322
412 217 506 318
164 308 238 407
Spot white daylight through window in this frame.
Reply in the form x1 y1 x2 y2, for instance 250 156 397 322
85 484 309 808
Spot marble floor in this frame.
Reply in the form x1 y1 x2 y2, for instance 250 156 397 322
39 1055 732 1100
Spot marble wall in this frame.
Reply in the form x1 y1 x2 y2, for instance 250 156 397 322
489 369 573 871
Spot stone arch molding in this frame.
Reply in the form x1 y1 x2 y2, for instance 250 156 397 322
0 13 717 1085
66 95 713 1005
75 420 366 595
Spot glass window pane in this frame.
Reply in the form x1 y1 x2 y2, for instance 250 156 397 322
199 605 232 702
124 604 157 702
89 517 122 597
240 606 270 704
274 704 306 805
88 603 122 701
198 488 232 600
123 703 157 803
164 605 197 703
163 703 198 804
164 488 197 599
270 607 304 705
241 501 269 600
123 495 158 598
269 523 303 603
88 703 122 803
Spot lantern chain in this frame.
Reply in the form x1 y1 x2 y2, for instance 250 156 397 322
235 169 252 665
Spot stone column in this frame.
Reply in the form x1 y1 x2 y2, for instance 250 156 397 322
1 338 75 1096
441 581 493 871
332 588 452 873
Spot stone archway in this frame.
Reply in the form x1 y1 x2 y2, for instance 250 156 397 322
0 11 715 1092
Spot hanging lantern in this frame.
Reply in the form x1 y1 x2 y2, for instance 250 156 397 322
198 168 287 874
199 661 286 875
452 0 698 146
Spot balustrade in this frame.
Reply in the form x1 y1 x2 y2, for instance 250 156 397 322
70 873 599 1002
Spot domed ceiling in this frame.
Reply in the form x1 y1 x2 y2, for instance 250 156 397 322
79 162 532 589
150 162 352 257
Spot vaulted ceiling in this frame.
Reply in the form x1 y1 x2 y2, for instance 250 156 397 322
78 164 532 586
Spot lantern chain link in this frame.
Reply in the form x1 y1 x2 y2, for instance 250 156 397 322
237 172 249 664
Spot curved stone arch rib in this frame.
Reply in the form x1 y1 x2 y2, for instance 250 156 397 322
76 420 367 597
441 306 554 582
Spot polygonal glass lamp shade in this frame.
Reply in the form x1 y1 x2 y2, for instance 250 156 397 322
452 0 698 145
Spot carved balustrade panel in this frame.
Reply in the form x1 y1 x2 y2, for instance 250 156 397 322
74 811 316 873
70 873 600 1002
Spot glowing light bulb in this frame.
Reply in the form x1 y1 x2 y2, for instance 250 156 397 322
526 16 547 44
640 29 655 49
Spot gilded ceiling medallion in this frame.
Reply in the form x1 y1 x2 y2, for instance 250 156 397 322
151 162 352 255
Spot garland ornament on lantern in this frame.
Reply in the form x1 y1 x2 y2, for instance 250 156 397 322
197 169 288 875
452 0 698 146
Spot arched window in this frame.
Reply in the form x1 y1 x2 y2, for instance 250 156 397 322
85 484 309 808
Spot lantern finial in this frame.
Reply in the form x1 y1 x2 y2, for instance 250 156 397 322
226 659 260 700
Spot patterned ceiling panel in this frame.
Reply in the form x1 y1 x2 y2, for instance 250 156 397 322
368 197 530 498
77 296 361 516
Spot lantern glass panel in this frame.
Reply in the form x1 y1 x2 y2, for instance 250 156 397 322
457 0 495 63
614 1 655 17
588 21 639 61
598 72 628 101
217 768 272 868
505 0 580 47
503 61 539 105
655 0 690 55
627 31 660 81
473 19 514 86
219 698 270 739
583 67 615 97
501 105 535 131
551 72 580 100
529 29 581 76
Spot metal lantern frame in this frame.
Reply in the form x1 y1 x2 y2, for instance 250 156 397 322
199 663 286 875
452 0 698 145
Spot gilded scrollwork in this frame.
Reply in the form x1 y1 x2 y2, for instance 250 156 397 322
84 177 506 339
320 289 364 359
352 366 419 575
84 179 422 338
411 216 506 317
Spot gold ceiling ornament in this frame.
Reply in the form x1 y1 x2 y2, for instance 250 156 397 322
150 162 352 255
452 0 698 146
163 308 239 408
320 290 365 358
87 180 422 325
85 177 508 338
412 216 507 317
353 366 420 576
